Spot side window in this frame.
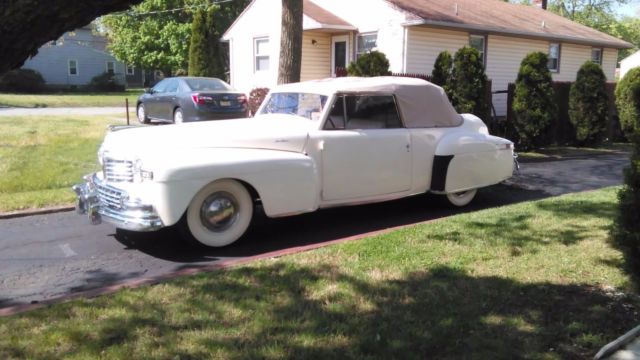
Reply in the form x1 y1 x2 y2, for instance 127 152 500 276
345 95 402 129
325 95 346 130
152 79 168 93
165 79 179 93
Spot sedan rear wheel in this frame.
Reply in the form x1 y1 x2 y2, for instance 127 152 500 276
173 107 184 124
445 189 477 207
182 180 253 247
137 104 149 124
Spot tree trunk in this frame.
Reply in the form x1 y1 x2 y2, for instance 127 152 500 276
277 0 303 85
0 0 142 75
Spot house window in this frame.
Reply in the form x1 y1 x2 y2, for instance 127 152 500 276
68 59 78 76
548 43 560 72
254 37 270 72
469 35 486 65
591 48 603 65
106 61 115 74
126 64 135 75
356 32 378 58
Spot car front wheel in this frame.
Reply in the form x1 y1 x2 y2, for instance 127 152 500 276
137 104 149 124
445 189 477 207
173 108 184 124
181 179 254 247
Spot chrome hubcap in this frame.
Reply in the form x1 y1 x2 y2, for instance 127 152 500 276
200 191 239 232
175 110 182 123
138 106 145 121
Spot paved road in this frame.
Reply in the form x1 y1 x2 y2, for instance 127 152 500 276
0 153 629 307
0 107 128 116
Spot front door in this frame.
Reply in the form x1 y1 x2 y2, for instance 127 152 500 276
331 35 349 77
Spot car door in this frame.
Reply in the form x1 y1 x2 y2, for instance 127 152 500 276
145 79 168 118
156 78 179 120
319 94 412 201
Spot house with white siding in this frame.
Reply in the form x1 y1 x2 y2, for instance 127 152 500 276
620 50 640 80
21 26 130 89
222 0 632 116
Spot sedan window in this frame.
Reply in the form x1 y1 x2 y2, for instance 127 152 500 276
165 79 179 93
152 79 168 94
185 78 232 91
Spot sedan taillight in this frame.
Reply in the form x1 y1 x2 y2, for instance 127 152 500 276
191 93 214 105
237 94 248 105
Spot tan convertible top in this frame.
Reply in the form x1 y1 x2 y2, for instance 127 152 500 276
272 76 463 128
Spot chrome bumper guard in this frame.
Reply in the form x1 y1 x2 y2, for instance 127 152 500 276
72 174 164 232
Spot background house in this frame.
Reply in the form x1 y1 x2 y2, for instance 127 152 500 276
222 0 632 116
620 50 640 80
21 25 127 89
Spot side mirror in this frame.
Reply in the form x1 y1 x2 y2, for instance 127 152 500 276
144 87 154 94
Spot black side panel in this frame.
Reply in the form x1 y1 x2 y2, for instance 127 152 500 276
431 155 454 192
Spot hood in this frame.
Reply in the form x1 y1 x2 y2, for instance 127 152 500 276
101 116 315 160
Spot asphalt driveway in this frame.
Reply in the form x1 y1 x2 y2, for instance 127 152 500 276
0 151 630 309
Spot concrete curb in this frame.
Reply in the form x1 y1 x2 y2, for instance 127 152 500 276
0 219 434 317
594 325 640 360
0 205 75 219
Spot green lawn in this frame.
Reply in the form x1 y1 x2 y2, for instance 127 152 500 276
0 90 143 108
0 115 131 212
1 187 637 359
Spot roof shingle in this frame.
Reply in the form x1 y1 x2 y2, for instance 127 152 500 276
387 0 632 49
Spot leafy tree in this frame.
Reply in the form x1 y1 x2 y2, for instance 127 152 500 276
278 0 303 84
102 0 249 77
449 46 489 120
347 51 391 77
188 7 224 78
431 51 453 97
512 52 557 150
568 61 609 145
616 67 640 261
616 67 640 137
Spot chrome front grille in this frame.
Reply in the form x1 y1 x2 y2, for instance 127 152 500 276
97 183 125 209
103 158 134 183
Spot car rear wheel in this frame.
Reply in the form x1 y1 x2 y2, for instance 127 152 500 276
173 108 184 124
181 179 254 247
445 189 477 207
137 104 149 124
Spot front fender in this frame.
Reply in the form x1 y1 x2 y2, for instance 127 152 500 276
147 148 319 226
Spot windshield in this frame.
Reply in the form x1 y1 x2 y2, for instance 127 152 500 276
260 92 328 120
184 78 233 91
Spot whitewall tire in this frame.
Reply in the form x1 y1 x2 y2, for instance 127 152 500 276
445 189 477 207
182 179 253 247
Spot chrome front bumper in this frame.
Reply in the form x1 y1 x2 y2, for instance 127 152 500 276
72 174 164 232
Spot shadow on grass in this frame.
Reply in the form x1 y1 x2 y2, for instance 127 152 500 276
114 184 549 263
2 264 638 359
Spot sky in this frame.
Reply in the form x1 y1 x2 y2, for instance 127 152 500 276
615 0 640 17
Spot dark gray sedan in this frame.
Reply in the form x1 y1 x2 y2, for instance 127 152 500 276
136 77 248 124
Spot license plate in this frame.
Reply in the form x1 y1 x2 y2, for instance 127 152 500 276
219 100 231 106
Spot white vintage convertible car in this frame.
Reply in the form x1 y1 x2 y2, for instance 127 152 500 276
74 77 515 247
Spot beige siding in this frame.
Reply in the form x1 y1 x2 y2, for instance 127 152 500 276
301 32 331 81
486 35 547 116
554 43 590 81
602 48 618 81
405 27 469 75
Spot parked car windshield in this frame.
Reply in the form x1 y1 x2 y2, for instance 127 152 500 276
260 92 328 120
184 78 233 91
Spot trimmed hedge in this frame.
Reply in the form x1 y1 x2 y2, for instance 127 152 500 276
347 51 390 77
616 67 640 137
0 68 45 93
512 52 557 150
249 87 269 116
569 62 609 146
449 47 489 121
